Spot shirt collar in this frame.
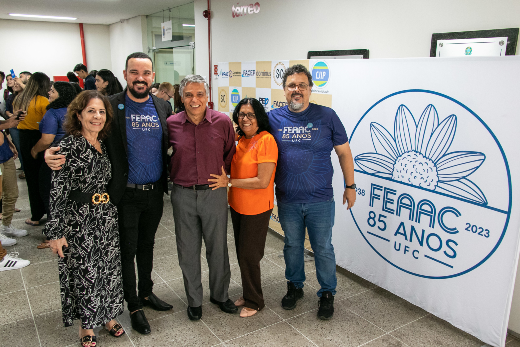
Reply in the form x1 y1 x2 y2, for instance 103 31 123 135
180 106 212 124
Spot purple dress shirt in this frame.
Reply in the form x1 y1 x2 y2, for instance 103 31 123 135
167 107 236 186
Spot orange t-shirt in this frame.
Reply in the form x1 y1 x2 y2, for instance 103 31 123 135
17 96 50 130
228 131 278 215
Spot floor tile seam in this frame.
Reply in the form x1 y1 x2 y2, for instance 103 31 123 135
0 287 25 297
219 320 285 344
158 222 175 234
386 332 413 347
347 307 388 334
264 254 285 270
283 319 320 347
153 269 188 306
20 267 43 347
115 321 138 347
199 317 224 344
153 253 179 261
336 287 375 302
356 332 393 347
384 312 431 334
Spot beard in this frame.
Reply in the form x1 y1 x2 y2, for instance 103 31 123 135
128 81 151 99
288 92 305 111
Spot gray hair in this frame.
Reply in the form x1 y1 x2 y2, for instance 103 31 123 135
179 75 209 97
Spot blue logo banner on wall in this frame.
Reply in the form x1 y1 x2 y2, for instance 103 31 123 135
312 61 329 87
350 90 511 279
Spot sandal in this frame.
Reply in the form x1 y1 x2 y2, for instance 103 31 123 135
234 297 245 306
106 322 125 337
240 307 258 318
37 240 50 249
25 219 39 226
80 335 97 347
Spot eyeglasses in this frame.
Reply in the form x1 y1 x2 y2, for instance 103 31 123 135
286 83 309 91
238 112 256 120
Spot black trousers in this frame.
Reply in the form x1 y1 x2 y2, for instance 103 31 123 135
230 207 272 311
117 183 164 312
19 129 46 221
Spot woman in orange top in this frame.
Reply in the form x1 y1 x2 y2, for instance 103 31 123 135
13 72 50 226
209 98 278 318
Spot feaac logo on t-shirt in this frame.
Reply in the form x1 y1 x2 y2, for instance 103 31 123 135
350 89 511 279
130 113 160 131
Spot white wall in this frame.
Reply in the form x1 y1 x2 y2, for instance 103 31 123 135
109 16 148 85
195 0 520 101
0 19 111 80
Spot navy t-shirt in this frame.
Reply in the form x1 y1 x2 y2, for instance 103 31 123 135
125 95 163 184
268 103 349 203
0 131 14 164
39 108 67 147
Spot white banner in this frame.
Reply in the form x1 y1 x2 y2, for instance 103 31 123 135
218 57 520 347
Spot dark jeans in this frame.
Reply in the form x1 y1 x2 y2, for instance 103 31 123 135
19 129 46 221
117 183 164 312
230 207 272 311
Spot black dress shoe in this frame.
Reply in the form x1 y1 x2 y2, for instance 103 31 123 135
142 293 173 311
130 310 151 335
187 306 202 321
210 297 238 313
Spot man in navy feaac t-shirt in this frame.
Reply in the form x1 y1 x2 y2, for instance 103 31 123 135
268 64 356 320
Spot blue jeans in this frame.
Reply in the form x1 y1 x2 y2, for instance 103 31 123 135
278 199 337 297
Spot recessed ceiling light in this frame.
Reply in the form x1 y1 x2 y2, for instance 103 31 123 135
182 24 195 27
9 13 77 20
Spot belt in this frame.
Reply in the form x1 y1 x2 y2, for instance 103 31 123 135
69 190 110 204
126 182 157 190
175 184 211 191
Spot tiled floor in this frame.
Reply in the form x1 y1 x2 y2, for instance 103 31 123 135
1 171 518 347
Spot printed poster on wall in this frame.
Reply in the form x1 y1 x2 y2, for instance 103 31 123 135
219 57 520 347
161 20 172 41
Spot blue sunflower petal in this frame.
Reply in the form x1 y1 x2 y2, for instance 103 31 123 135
435 178 487 205
437 151 486 182
415 104 439 155
370 122 398 160
354 153 394 174
394 105 417 155
426 115 457 163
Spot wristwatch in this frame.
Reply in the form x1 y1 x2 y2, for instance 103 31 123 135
228 182 232 188
345 184 356 189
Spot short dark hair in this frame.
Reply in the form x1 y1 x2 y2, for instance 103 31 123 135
125 52 153 70
73 64 88 73
282 64 313 89
232 98 270 137
0 71 4 81
64 90 113 140
19 71 32 77
67 72 80 83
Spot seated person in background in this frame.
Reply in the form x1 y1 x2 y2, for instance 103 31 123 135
73 64 95 90
95 69 123 96
153 82 174 104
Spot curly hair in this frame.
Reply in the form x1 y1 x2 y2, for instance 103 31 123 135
282 64 314 89
64 90 113 140
232 98 270 137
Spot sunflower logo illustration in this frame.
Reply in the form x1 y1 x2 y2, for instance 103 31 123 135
354 104 487 205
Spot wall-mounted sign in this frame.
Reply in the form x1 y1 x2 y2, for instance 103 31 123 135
161 20 172 41
232 2 260 18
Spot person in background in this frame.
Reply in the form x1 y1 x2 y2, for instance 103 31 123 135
0 71 5 118
168 74 237 321
172 84 184 114
95 69 123 96
0 128 27 245
73 64 95 90
4 77 25 178
13 72 51 226
209 98 278 318
0 132 30 271
45 90 124 346
31 82 77 249
67 72 80 84
153 82 174 104
70 82 83 95
150 82 160 94
269 64 356 320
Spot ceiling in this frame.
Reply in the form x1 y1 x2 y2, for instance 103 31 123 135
0 0 194 25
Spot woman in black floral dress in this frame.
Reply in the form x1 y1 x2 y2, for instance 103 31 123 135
45 91 124 347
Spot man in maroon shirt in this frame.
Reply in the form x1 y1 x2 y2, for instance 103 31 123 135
167 75 237 320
